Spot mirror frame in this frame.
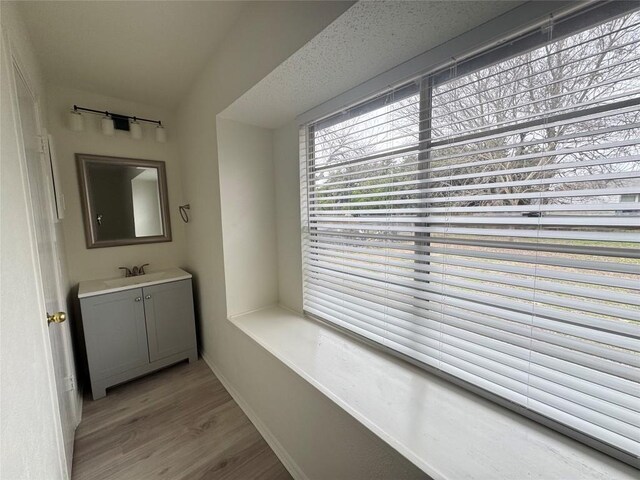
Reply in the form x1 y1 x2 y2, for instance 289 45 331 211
76 153 172 248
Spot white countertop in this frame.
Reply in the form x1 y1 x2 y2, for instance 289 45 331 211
230 306 638 480
77 267 192 298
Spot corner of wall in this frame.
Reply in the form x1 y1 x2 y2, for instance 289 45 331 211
217 118 278 317
273 121 304 313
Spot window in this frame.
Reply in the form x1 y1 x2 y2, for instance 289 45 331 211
300 3 640 465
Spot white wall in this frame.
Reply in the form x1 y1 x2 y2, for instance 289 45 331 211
46 85 187 285
177 2 424 478
273 121 304 313
176 0 353 376
0 3 65 478
131 175 163 237
217 119 278 316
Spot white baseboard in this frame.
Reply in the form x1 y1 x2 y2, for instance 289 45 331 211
200 351 309 480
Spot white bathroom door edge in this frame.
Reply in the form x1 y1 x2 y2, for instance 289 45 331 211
9 37 77 478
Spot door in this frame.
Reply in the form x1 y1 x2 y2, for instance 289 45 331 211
80 288 150 384
144 280 196 362
13 63 77 475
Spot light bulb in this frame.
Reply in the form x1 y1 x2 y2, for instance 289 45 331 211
155 124 166 143
69 109 84 131
130 119 142 140
101 116 115 136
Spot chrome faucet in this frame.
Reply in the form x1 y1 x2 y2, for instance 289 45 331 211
118 266 133 277
118 264 150 277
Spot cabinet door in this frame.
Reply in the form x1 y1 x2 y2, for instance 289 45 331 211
80 288 149 379
143 280 196 362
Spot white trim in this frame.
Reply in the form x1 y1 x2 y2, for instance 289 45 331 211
227 302 280 320
200 351 310 480
46 133 65 221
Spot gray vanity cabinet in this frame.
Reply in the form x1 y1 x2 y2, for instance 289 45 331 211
81 288 149 379
79 277 197 400
143 280 196 362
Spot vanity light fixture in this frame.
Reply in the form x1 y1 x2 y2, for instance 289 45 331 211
69 105 166 142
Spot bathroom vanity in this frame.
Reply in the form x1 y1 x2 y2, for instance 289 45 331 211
78 268 197 399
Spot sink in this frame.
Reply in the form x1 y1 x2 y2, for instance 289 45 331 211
78 268 192 299
104 271 171 288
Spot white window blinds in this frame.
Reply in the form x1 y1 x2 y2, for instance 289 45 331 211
300 4 640 464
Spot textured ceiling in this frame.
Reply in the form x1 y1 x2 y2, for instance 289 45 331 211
221 0 525 128
14 0 249 108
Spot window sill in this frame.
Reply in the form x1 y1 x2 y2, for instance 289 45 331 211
230 306 636 480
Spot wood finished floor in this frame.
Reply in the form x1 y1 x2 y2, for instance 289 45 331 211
72 359 292 480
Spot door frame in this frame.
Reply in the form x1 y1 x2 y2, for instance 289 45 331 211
6 32 76 479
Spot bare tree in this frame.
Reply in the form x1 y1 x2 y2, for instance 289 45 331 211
310 12 639 228
427 12 640 209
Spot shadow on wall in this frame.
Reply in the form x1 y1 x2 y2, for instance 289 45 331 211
189 273 204 354
68 286 89 390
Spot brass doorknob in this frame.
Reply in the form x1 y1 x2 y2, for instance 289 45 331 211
47 311 67 325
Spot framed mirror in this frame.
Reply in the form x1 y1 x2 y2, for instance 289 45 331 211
76 154 172 248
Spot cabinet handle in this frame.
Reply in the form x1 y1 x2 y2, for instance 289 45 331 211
145 295 152 299
135 297 142 302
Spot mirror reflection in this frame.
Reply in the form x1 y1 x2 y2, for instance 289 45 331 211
77 154 171 248
88 165 162 240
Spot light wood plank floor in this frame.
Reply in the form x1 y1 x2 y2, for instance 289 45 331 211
72 359 292 480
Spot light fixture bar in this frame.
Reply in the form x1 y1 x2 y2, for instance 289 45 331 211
72 105 163 127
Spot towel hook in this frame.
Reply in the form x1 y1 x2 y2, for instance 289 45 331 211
179 204 191 223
